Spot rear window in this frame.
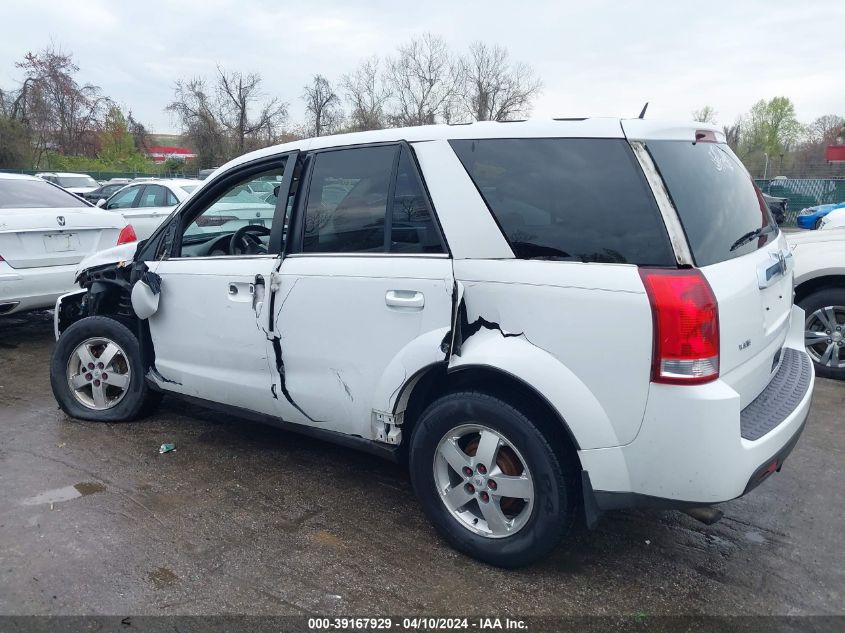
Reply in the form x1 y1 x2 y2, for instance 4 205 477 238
450 138 674 265
57 175 98 188
646 141 775 267
0 179 90 209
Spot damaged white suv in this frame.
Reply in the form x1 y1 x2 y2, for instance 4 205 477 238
51 119 813 567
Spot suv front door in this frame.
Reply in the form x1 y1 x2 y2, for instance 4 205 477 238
141 155 297 418
271 143 453 440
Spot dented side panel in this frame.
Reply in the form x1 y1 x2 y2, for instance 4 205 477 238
145 256 284 417
271 255 454 439
450 259 655 449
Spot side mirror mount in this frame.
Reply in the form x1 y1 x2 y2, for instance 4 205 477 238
96 199 106 208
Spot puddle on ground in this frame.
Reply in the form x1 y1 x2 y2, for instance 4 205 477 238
148 567 178 589
74 482 106 496
21 482 106 506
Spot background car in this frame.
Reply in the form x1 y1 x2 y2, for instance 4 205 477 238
34 172 100 197
796 201 845 229
787 227 845 379
97 178 201 239
762 192 788 224
819 207 845 230
0 173 133 316
81 182 130 203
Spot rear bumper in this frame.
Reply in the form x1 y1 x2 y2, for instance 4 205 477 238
579 305 814 508
0 262 79 315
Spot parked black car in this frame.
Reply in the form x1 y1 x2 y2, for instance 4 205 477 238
762 192 788 224
81 182 129 203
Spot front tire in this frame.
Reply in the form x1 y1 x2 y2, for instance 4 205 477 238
409 391 578 568
50 316 160 421
799 288 845 380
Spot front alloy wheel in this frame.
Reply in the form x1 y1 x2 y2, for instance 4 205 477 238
66 337 131 410
51 315 161 421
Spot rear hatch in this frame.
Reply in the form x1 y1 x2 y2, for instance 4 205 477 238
642 136 792 408
0 208 123 269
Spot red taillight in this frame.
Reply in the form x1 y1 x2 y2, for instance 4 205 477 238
117 224 137 245
639 268 720 384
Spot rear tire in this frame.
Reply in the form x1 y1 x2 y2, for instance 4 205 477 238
798 288 845 380
815 218 824 230
51 316 161 421
409 391 578 568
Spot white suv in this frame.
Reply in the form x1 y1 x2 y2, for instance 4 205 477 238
50 119 813 567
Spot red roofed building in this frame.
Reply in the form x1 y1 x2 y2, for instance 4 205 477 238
147 146 197 163
825 145 845 163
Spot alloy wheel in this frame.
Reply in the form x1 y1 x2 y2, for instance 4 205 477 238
805 306 845 369
433 424 535 539
66 337 131 410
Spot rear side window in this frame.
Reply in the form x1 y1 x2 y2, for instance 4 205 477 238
646 141 775 267
450 138 674 265
390 147 443 253
0 178 89 208
303 145 445 254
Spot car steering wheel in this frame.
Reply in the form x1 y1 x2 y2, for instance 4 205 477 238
230 225 272 255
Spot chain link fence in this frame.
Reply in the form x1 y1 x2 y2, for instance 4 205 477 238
755 178 845 225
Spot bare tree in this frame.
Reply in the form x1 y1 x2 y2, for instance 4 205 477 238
808 114 845 145
216 66 288 153
166 77 226 167
167 68 288 166
341 57 390 131
458 42 542 121
126 110 150 153
10 45 109 162
692 105 718 124
386 33 458 126
722 119 741 151
302 74 343 137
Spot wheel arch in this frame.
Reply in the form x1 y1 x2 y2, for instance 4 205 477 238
794 274 845 304
396 363 585 474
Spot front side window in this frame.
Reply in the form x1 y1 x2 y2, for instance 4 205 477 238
106 186 141 209
180 165 284 257
0 178 90 208
450 138 675 265
303 145 444 254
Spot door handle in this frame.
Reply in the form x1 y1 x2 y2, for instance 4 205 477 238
385 290 424 309
228 282 255 301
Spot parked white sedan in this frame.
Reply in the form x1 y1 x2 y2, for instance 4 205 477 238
0 173 132 316
35 172 100 197
97 177 279 241
96 179 201 240
819 207 845 230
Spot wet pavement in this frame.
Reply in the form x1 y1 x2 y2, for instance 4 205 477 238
1 312 843 616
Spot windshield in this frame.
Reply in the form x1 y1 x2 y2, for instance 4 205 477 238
647 141 776 266
0 179 90 208
57 176 98 188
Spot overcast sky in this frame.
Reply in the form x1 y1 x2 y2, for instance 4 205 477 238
2 0 843 134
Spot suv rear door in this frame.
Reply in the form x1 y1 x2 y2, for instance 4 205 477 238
272 142 453 439
631 129 793 407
